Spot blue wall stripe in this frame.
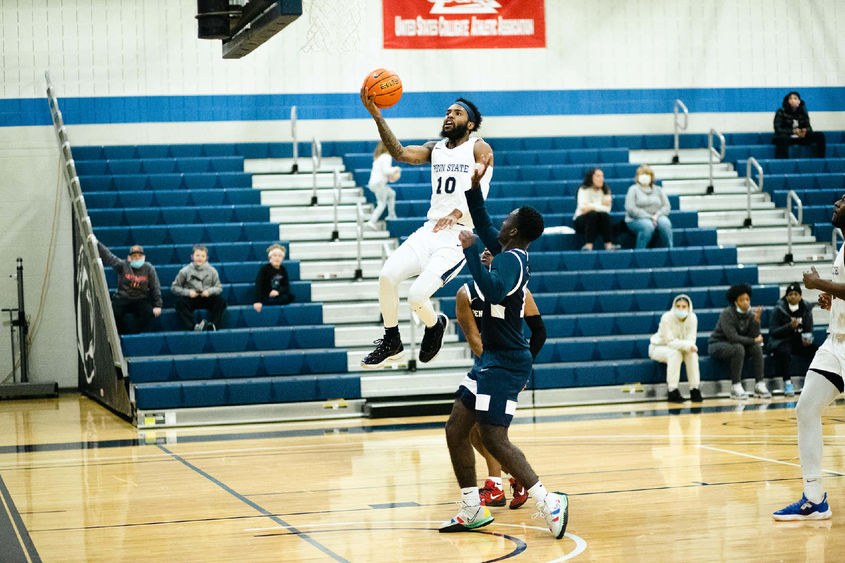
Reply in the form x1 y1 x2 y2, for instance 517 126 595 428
2 87 845 127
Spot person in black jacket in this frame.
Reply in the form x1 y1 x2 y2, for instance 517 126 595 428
773 91 826 159
768 282 818 396
252 244 294 313
97 242 162 334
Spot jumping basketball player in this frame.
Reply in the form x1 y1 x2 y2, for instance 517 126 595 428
773 195 845 521
456 248 546 509
359 87 493 368
440 156 568 539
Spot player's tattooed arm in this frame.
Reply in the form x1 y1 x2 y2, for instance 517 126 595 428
361 85 432 164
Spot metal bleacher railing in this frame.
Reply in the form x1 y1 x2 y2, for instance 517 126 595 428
44 71 128 378
671 99 689 164
744 156 764 228
706 128 725 195
785 189 803 264
309 137 321 205
290 105 298 173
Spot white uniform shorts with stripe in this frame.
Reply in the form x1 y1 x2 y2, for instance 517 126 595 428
456 348 533 427
808 335 845 392
400 221 470 284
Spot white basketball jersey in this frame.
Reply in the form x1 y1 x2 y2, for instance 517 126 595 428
829 243 845 334
428 137 491 229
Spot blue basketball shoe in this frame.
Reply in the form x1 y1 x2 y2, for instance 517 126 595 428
773 493 832 521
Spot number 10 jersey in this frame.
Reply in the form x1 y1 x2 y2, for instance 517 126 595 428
427 136 491 230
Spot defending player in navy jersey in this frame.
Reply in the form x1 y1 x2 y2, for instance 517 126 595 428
439 154 568 539
456 249 546 509
359 87 493 369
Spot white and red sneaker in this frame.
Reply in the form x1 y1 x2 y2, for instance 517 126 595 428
509 478 528 509
479 479 506 507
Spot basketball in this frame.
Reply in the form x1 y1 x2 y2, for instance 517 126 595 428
364 68 402 109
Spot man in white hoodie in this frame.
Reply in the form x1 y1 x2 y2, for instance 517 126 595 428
649 294 702 402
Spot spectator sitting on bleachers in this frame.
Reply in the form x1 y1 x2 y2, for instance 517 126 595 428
253 243 295 313
96 241 162 334
768 282 817 397
649 294 701 403
573 168 614 251
171 244 226 331
773 91 826 159
624 165 673 249
366 141 401 230
708 284 770 400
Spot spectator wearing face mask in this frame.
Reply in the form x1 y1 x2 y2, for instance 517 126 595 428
768 282 817 396
96 241 162 334
773 91 826 159
708 284 769 400
649 294 701 403
624 165 673 249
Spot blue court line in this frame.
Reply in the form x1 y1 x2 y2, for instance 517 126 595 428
156 444 349 563
0 474 42 563
0 400 800 455
3 86 844 126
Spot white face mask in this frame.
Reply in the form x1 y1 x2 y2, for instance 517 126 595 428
736 307 747 314
788 303 800 312
637 174 651 186
673 309 689 320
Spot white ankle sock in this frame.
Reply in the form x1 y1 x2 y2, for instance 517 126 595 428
803 478 825 504
488 477 502 488
461 486 480 506
528 481 548 504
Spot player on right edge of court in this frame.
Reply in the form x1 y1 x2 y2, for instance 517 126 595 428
773 194 845 521
439 154 568 539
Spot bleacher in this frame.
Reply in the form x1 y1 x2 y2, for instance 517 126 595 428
75 131 844 420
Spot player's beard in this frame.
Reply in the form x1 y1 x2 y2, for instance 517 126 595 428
441 122 468 140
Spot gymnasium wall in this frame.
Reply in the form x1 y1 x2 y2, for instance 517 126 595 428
0 0 843 387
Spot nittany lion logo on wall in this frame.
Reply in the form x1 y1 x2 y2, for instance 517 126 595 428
75 247 97 385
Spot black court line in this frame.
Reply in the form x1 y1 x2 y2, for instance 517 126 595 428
157 445 349 563
0 400 802 455
0 473 41 563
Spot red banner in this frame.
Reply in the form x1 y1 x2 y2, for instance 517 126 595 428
383 0 546 49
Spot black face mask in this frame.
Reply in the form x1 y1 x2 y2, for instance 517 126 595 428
441 122 469 140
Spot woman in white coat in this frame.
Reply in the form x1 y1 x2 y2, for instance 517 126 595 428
649 294 702 402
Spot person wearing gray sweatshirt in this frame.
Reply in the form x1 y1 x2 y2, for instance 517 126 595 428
624 164 673 249
97 242 162 334
171 244 226 331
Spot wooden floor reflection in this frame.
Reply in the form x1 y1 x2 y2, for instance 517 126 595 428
1 394 843 562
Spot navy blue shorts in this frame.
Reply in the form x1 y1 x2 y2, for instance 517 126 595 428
456 348 533 427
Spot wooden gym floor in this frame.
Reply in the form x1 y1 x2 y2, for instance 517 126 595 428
1 393 844 562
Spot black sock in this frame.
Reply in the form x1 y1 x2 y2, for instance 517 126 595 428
385 325 400 340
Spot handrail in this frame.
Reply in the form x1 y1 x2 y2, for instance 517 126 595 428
784 190 803 264
330 169 341 241
290 105 298 173
309 137 322 206
44 72 127 378
833 227 844 250
672 99 689 164
706 128 726 195
354 202 364 280
744 157 764 228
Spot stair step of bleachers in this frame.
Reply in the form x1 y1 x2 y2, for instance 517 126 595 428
289 239 397 261
360 369 469 398
697 209 787 228
717 226 810 245
252 172 355 190
269 203 373 223
661 178 751 196
299 258 385 280
629 148 717 165
322 301 415 324
311 279 410 302
737 243 829 265
347 345 472 373
650 163 736 180
679 193 772 211
758 262 833 285
244 157 345 174
260 187 364 206
279 222 390 242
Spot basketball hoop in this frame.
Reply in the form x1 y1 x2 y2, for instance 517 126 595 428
300 0 362 53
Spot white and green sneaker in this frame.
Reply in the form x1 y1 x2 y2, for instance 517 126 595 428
439 501 494 533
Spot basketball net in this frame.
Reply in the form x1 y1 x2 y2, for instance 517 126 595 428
300 0 362 53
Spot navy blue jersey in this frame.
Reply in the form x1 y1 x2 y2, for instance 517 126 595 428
465 282 485 330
